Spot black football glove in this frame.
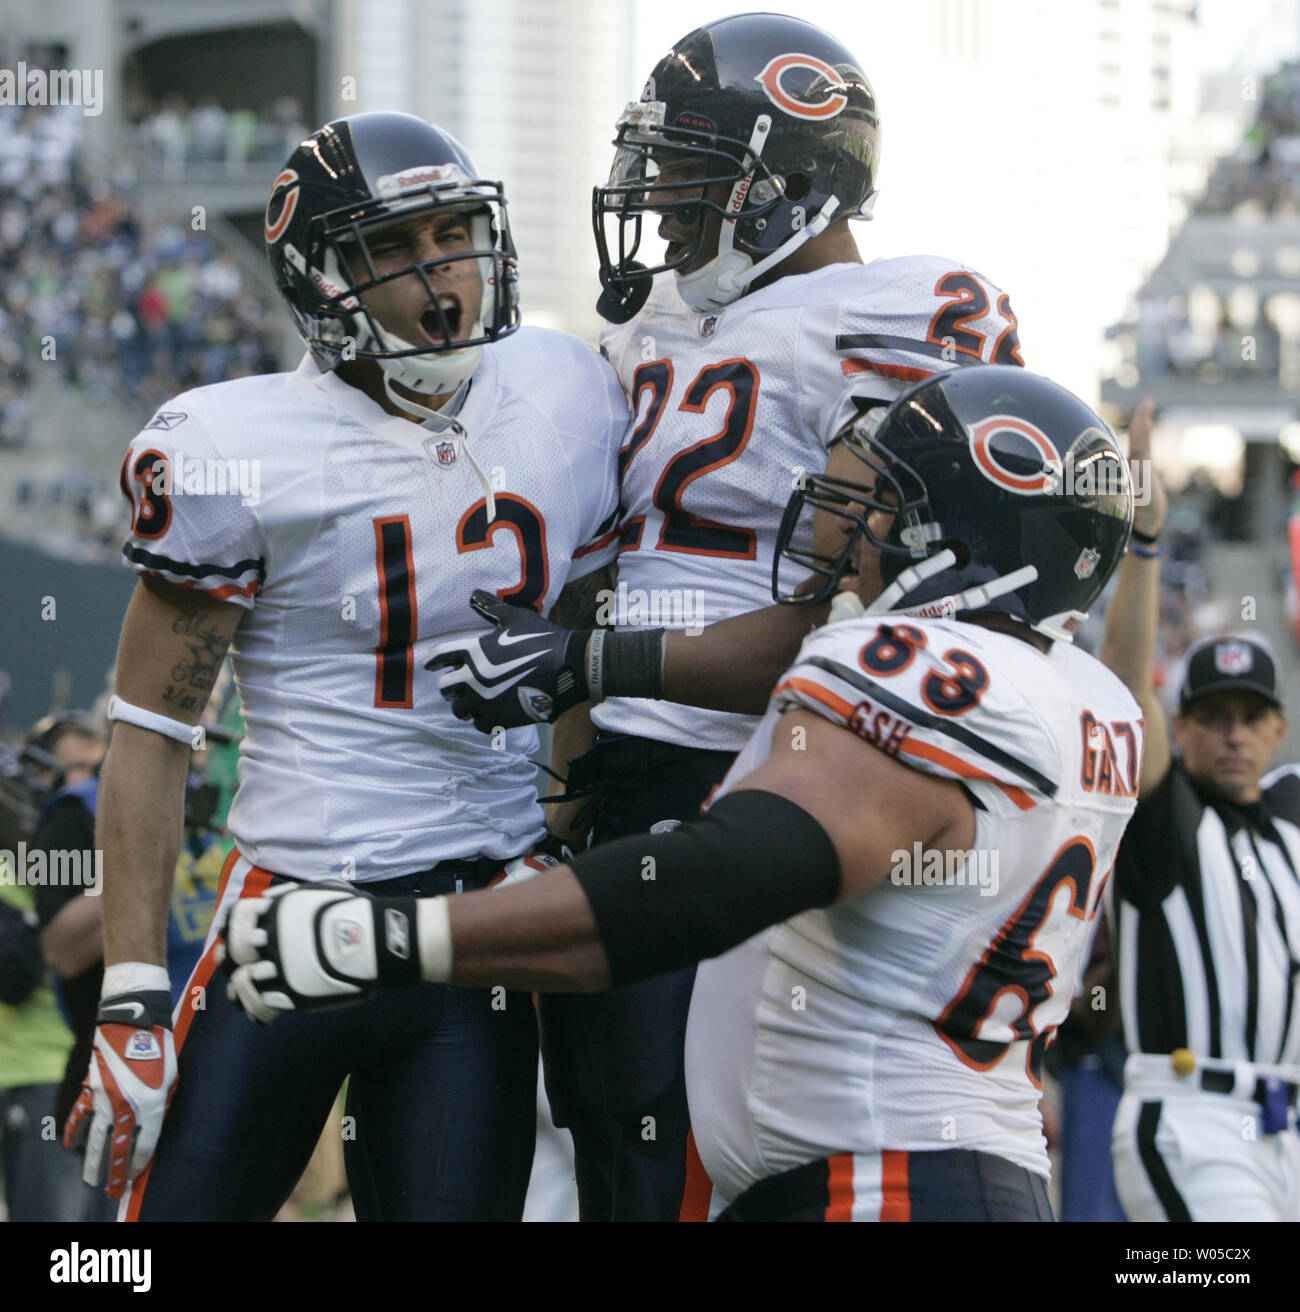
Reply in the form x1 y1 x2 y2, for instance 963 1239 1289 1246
426 590 592 731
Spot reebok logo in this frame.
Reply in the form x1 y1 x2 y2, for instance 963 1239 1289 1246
50 1244 151 1292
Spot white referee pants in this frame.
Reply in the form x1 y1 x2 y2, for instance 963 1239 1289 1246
1112 1089 1300 1221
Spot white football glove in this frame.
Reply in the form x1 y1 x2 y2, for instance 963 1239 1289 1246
64 966 177 1199
220 882 422 1023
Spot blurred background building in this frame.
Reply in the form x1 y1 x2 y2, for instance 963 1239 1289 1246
0 0 1298 750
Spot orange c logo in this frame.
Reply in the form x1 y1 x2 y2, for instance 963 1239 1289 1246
969 415 1063 495
265 169 300 244
754 53 850 121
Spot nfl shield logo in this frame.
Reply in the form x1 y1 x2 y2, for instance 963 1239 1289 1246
1073 548 1101 580
434 439 457 466
699 315 719 338
519 688 553 721
127 1030 161 1061
1215 641 1253 675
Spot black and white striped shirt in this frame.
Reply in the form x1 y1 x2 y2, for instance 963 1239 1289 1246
1111 761 1300 1066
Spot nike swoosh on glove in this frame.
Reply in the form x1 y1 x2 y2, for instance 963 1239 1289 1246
219 882 422 1023
64 989 177 1199
425 589 591 731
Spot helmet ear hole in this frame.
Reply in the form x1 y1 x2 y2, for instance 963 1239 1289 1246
941 539 971 569
783 173 811 203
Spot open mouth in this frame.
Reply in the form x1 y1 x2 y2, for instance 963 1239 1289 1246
420 294 463 345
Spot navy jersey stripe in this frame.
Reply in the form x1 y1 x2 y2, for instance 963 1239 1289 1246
834 334 990 362
123 543 266 584
796 654 1058 797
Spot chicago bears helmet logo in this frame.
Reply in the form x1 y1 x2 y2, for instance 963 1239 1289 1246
754 53 850 120
969 415 1063 495
265 169 300 244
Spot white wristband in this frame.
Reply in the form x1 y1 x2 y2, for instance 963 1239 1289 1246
102 961 171 997
108 695 202 747
416 897 453 982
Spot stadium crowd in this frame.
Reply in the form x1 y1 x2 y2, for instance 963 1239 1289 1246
1107 60 1300 385
1199 59 1300 217
130 95 309 179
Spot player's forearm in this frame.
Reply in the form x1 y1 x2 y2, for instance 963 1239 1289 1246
98 725 191 968
1099 551 1161 698
440 866 611 991
661 600 828 713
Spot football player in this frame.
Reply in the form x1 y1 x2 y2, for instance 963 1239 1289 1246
429 13 1027 1220
225 365 1142 1222
62 111 631 1221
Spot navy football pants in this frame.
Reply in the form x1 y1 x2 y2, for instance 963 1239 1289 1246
539 735 736 1222
129 864 537 1222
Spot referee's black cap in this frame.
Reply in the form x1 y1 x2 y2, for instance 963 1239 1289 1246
1179 633 1282 712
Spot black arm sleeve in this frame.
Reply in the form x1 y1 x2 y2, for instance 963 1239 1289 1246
569 789 841 988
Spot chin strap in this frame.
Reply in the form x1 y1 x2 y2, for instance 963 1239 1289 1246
855 550 1041 626
677 195 842 312
382 374 498 522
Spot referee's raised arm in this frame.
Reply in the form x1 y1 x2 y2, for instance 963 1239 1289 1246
1100 397 1171 796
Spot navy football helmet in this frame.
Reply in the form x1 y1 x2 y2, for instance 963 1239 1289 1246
265 111 519 397
774 366 1134 641
594 13 881 322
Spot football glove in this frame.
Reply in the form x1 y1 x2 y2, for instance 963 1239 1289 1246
426 590 591 731
488 835 573 889
64 969 177 1199
220 882 421 1024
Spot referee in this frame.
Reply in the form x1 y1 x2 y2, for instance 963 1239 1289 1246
1101 400 1300 1222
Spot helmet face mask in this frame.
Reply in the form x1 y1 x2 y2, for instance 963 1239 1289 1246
593 14 881 323
774 368 1135 642
266 114 520 397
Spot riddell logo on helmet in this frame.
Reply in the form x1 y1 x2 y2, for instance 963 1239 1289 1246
376 164 469 196
754 53 850 120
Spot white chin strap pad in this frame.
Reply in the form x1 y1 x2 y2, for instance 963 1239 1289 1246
676 249 754 312
674 196 842 314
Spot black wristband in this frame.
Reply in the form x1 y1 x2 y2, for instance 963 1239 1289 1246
96 990 174 1031
1129 526 1159 546
590 627 666 701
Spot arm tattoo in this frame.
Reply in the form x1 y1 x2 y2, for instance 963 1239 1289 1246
161 601 235 712
549 563 615 629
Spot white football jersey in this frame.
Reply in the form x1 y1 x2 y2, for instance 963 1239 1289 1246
684 615 1142 1203
594 257 1023 751
119 329 626 880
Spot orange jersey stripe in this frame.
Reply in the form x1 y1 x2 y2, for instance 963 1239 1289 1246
900 737 1036 811
772 675 855 722
678 1128 713 1222
880 1150 910 1221
840 358 933 383
824 1153 855 1221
